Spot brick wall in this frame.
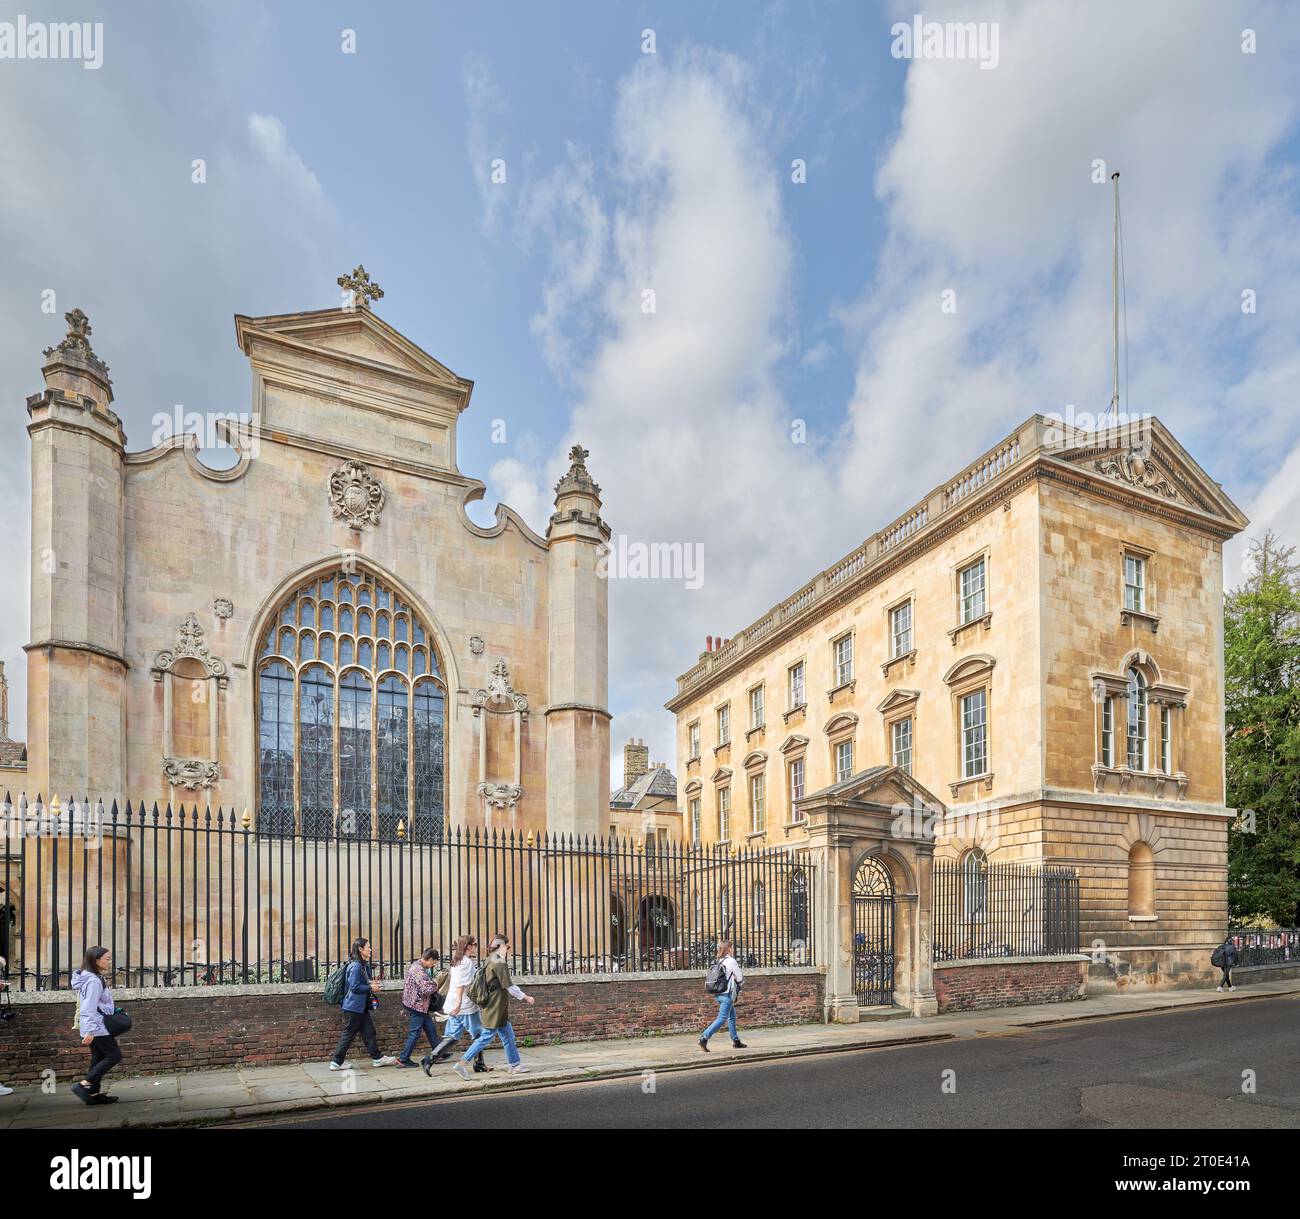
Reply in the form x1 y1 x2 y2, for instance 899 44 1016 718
0 968 824 1083
933 956 1087 1013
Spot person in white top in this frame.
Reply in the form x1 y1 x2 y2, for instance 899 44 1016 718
428 935 491 1073
698 940 746 1051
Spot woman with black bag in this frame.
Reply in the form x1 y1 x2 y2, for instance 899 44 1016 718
71 945 128 1105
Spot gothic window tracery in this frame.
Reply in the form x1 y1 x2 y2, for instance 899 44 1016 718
255 570 446 840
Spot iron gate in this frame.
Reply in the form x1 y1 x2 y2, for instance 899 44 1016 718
852 855 893 1006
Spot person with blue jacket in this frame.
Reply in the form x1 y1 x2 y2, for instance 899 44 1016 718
71 946 123 1104
329 938 397 1070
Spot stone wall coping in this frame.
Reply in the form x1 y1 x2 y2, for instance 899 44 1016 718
933 953 1090 971
7 965 825 1007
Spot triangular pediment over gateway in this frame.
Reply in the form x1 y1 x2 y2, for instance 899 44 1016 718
1046 415 1247 531
800 764 945 814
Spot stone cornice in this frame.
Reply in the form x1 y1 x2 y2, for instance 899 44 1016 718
24 639 129 668
667 429 1244 711
542 702 613 720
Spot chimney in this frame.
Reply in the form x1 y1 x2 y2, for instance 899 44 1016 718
623 738 650 788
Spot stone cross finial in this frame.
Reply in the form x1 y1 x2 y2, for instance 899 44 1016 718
337 264 384 311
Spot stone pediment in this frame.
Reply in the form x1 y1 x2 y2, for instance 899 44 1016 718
237 306 473 397
801 764 946 815
1049 417 1247 530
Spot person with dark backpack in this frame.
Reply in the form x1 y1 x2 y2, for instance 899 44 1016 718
428 935 491 1074
698 940 746 1052
453 933 534 1080
1214 935 1239 991
70 946 125 1104
329 938 397 1070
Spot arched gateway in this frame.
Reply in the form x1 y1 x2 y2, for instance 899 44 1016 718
852 855 895 1005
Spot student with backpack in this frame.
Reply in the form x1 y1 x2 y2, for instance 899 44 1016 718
70 946 128 1104
328 938 398 1070
698 940 746 1052
453 932 534 1081
397 948 446 1070
1213 935 1239 991
427 934 490 1075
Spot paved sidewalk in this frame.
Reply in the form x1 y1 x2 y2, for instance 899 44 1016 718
4 979 1297 1130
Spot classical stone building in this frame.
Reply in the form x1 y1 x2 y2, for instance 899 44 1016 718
21 289 612 839
667 414 1247 994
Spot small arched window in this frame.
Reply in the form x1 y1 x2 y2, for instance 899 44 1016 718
1128 841 1155 917
1126 667 1148 770
962 848 988 920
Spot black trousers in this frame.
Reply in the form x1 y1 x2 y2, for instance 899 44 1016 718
1220 966 1233 988
84 1034 122 1090
332 1009 382 1064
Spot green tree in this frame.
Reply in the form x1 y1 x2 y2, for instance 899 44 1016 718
1226 531 1300 925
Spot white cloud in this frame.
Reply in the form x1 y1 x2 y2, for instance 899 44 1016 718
0 10 341 742
513 2 1300 776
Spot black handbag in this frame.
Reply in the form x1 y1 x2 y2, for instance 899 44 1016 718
104 1009 132 1037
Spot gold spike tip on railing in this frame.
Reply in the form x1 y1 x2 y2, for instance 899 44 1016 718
50 794 62 817
242 808 251 830
526 830 535 847
397 819 406 840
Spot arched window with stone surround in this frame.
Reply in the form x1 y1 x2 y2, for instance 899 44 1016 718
961 847 989 920
255 569 447 841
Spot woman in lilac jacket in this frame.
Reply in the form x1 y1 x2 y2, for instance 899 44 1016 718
70 946 122 1105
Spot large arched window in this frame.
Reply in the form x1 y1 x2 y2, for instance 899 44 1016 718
256 569 447 841
1126 667 1148 770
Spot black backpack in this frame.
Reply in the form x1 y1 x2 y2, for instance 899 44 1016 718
324 962 351 1006
704 960 729 995
1210 945 1224 969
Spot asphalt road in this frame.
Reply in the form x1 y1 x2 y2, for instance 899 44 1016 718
240 996 1300 1129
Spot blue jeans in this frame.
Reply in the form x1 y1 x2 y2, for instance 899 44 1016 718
462 1021 520 1067
443 1010 483 1044
702 993 738 1043
399 1007 439 1062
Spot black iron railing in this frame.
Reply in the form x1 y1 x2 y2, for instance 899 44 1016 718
932 859 1079 962
1227 928 1300 967
0 793 817 991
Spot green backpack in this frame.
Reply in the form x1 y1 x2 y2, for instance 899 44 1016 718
466 962 498 1007
323 962 350 1006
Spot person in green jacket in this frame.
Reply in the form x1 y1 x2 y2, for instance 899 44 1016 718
453 933 534 1080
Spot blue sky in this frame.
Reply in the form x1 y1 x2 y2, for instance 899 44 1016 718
3 0 1299 777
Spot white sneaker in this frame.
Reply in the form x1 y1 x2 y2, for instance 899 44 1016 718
1217 986 1223 992
507 1063 530 1075
372 1055 398 1067
1229 986 1236 991
453 1060 473 1082
328 1061 352 1071
0 1083 14 1096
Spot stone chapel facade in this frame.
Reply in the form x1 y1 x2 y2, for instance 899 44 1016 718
22 297 611 839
